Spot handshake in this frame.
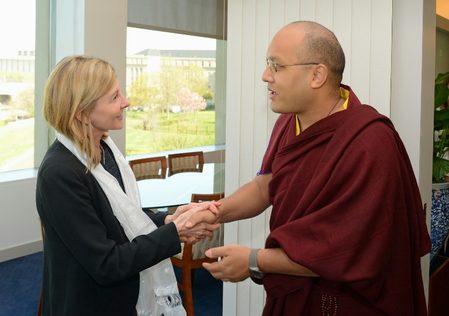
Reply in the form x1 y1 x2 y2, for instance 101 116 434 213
164 201 221 244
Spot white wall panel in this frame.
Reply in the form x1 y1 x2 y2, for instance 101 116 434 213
222 0 242 314
252 0 272 292
349 0 372 105
236 3 256 316
284 0 301 23
370 0 393 116
315 0 334 27
249 4 271 313
299 0 316 21
333 0 352 84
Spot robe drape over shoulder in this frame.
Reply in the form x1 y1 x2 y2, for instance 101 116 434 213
259 86 431 316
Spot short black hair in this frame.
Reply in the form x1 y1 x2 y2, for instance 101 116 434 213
291 21 346 87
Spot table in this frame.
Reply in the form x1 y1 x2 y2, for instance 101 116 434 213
138 163 225 209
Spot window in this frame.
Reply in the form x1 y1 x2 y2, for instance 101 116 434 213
0 0 35 172
125 27 226 156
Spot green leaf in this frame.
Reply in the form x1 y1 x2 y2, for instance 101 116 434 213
434 108 449 130
435 83 449 107
430 72 449 183
433 156 449 183
435 72 449 85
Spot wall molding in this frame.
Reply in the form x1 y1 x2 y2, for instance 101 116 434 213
0 240 42 263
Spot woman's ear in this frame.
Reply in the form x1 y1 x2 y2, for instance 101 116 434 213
310 64 328 89
75 111 88 125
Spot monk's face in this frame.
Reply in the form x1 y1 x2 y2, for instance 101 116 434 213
262 25 317 114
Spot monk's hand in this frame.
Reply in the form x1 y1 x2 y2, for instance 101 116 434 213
165 201 220 225
172 205 220 241
203 245 251 282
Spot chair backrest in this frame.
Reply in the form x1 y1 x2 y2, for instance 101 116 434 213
191 192 224 203
129 156 167 180
167 151 204 176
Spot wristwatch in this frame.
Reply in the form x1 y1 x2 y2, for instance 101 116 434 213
248 248 265 279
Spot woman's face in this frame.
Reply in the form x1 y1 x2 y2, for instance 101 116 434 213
89 79 129 141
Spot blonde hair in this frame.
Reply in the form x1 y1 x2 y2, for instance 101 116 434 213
43 55 117 168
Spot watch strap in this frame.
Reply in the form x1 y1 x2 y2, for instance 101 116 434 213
248 248 264 279
249 248 259 267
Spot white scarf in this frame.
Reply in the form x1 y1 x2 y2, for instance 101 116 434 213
57 133 185 316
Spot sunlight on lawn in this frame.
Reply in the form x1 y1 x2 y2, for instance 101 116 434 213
0 118 34 171
126 110 215 156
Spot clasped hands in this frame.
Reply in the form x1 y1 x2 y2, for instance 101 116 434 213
165 201 221 244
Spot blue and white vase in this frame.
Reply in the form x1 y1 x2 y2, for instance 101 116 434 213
431 182 449 261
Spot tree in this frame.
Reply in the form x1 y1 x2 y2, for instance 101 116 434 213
127 61 213 118
181 64 209 98
12 88 34 118
177 87 206 113
127 73 157 111
158 64 184 115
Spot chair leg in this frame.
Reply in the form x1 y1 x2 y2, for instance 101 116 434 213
36 290 43 316
182 266 194 316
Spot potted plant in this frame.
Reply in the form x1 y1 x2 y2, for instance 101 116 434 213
431 71 449 261
433 72 449 182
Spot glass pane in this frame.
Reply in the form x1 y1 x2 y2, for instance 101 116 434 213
126 27 218 156
0 0 35 172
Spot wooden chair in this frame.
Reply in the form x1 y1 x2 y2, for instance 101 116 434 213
171 192 224 316
167 151 204 176
129 156 167 180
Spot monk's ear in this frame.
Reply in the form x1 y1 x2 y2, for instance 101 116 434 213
310 64 328 89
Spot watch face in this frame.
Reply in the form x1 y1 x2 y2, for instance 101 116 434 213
249 267 264 279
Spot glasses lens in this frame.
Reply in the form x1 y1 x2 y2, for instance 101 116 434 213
266 59 277 73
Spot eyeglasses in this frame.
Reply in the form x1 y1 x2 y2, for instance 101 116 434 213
265 58 319 73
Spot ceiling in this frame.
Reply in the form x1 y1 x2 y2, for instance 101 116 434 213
437 0 449 20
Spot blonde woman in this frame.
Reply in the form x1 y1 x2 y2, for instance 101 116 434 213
36 55 218 316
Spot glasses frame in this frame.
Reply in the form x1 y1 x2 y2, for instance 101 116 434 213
265 58 319 73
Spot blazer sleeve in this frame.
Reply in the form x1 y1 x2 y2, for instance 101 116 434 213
143 209 169 227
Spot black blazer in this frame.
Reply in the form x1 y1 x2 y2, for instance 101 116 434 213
36 140 181 316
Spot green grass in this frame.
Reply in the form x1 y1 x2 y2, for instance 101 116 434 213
0 120 34 163
125 110 216 155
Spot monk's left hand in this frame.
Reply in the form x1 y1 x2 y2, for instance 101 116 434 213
202 245 251 282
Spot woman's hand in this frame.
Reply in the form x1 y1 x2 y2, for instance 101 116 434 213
168 203 220 242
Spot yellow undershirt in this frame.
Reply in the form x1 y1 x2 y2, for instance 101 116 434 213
295 87 350 136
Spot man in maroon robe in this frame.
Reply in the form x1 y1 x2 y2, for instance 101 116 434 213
199 21 431 315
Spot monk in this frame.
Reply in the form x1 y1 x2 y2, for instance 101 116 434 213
191 21 431 315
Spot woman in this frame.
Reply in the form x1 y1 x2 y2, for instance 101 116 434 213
36 55 217 316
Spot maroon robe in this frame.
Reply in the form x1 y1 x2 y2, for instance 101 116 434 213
259 86 431 315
